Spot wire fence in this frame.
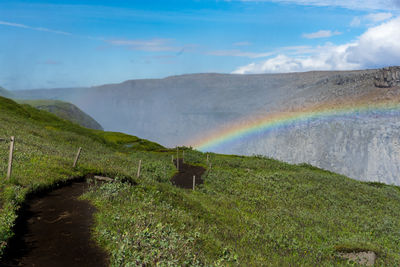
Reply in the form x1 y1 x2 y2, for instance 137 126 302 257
1 136 86 180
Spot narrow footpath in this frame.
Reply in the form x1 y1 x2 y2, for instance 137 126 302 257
171 159 206 189
1 159 205 266
0 179 108 267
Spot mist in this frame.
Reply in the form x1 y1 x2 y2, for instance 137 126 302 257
14 68 400 185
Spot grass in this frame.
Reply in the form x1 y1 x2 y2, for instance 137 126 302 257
0 96 170 254
1 95 400 266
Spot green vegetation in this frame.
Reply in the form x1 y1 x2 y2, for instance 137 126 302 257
1 95 400 266
17 99 104 130
0 87 14 99
94 130 164 151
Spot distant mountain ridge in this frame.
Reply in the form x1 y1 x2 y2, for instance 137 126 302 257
13 67 400 185
0 86 103 130
0 86 14 99
17 99 104 130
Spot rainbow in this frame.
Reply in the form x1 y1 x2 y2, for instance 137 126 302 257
192 100 400 151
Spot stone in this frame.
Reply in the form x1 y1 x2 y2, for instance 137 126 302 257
338 251 376 266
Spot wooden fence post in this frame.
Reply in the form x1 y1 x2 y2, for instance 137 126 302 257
193 175 196 190
7 136 15 180
182 150 185 163
176 148 179 171
73 147 82 168
171 155 174 163
206 154 209 163
137 159 142 178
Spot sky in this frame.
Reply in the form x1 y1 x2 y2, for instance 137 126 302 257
1 0 400 90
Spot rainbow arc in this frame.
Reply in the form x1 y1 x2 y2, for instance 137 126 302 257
192 100 400 151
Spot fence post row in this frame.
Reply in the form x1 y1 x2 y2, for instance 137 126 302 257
7 136 15 180
193 175 196 190
73 147 82 168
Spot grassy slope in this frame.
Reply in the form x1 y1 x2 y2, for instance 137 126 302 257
17 99 104 130
0 96 167 252
1 95 399 266
0 87 14 99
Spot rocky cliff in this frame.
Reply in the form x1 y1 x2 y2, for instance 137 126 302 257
230 115 400 185
374 66 400 88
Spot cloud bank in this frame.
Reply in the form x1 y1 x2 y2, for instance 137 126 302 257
233 17 400 74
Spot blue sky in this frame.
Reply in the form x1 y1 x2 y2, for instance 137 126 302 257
1 0 400 89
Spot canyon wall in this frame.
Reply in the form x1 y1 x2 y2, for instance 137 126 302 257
14 67 400 185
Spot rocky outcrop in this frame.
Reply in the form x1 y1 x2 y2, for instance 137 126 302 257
329 72 373 86
374 66 400 88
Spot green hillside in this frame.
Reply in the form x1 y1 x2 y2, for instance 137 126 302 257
0 95 399 265
17 99 104 130
0 87 14 99
0 86 104 131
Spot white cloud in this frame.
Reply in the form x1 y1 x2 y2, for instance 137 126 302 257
347 16 400 66
0 20 71 35
239 0 400 11
350 12 393 27
233 44 359 74
0 21 29 28
302 30 341 39
208 49 274 58
233 41 252 46
365 12 393 22
233 16 400 74
108 39 178 52
209 46 314 59
350 17 362 27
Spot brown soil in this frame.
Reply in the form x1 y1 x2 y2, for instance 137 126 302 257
0 179 108 267
171 159 206 189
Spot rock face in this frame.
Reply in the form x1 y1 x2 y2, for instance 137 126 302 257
374 66 400 88
229 116 400 185
13 67 400 185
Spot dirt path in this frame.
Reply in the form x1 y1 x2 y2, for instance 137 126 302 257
0 179 108 267
171 159 206 189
